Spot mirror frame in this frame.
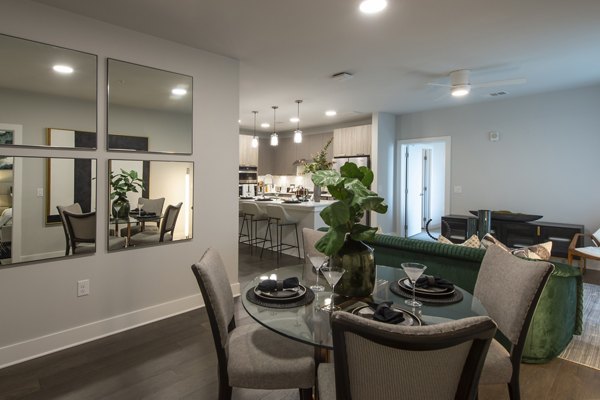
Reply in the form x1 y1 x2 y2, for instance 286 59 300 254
0 33 98 150
106 58 193 155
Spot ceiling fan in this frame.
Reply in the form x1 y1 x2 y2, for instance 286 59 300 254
427 69 526 98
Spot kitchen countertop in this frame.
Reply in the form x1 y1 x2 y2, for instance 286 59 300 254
239 197 335 211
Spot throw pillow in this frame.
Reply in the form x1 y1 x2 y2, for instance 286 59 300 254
438 234 481 248
480 233 552 261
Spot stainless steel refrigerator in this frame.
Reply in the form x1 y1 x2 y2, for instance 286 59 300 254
332 156 371 226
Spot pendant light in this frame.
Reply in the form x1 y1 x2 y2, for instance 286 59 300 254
251 111 259 148
270 106 278 146
293 100 303 143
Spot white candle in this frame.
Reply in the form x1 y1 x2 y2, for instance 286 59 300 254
259 275 269 281
270 274 277 280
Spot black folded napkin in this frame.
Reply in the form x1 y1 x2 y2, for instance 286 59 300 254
415 275 454 290
257 277 299 292
369 301 405 324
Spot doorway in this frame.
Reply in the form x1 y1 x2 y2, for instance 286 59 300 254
397 137 450 238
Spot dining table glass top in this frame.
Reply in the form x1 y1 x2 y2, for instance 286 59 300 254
241 264 487 350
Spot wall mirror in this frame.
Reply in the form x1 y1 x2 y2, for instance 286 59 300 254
108 159 193 252
0 33 97 148
0 155 97 269
107 59 193 154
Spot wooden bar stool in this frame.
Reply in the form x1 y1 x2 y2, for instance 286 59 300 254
261 205 302 261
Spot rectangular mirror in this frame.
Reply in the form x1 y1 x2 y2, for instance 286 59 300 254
108 160 193 251
0 155 97 269
107 59 193 154
0 34 97 148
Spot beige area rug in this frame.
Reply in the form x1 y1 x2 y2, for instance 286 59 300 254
559 283 600 370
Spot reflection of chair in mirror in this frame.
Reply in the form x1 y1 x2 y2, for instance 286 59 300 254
62 210 96 255
129 202 182 246
57 203 83 255
317 312 496 400
568 228 600 274
119 197 165 237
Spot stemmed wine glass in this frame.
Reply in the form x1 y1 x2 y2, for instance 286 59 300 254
307 254 327 292
321 265 346 312
137 198 144 216
401 262 427 307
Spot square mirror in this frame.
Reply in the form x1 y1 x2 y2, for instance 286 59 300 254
0 34 97 148
108 160 193 251
0 155 97 269
107 59 193 154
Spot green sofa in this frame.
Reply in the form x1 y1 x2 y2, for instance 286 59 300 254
365 233 583 363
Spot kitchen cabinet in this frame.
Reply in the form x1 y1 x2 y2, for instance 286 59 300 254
239 135 258 166
333 124 371 157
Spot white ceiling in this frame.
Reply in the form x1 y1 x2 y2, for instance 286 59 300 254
31 0 600 134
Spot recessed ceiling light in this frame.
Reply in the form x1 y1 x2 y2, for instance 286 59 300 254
359 0 387 14
238 119 241 124
171 88 187 96
261 123 270 128
290 117 300 123
53 64 73 74
325 110 337 116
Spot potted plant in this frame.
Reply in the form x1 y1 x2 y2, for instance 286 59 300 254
302 138 333 202
311 162 388 297
110 169 145 218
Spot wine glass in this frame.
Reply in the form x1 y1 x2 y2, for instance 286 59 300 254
321 265 345 312
307 254 327 292
401 262 427 307
137 198 144 216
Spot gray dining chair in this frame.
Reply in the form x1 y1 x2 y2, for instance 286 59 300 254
120 197 165 237
475 244 554 400
57 203 83 255
62 210 96 254
191 248 315 400
317 312 497 400
129 202 182 246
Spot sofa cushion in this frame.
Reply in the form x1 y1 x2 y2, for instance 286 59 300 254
438 234 481 248
481 233 552 261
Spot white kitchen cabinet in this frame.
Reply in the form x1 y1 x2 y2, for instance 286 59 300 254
333 124 371 157
239 135 258 166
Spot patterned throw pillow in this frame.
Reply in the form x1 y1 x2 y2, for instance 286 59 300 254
438 234 481 248
480 233 552 261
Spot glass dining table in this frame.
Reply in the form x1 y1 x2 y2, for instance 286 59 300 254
241 264 487 351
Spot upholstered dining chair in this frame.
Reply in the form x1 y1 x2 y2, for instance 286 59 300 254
302 227 326 279
191 248 315 400
475 244 554 400
567 227 600 274
129 202 182 246
317 312 497 400
62 210 96 255
57 203 83 255
120 197 165 237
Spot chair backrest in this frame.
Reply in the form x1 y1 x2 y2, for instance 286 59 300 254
57 203 83 255
138 197 165 215
592 227 600 247
241 202 266 218
474 244 554 347
331 312 497 400
302 227 326 276
159 202 182 242
265 204 290 221
63 210 96 251
191 248 235 360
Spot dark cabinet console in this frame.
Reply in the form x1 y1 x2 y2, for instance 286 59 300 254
441 215 584 258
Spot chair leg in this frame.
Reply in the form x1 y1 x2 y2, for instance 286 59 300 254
299 387 312 400
508 379 520 400
260 218 272 258
294 223 301 259
218 381 232 400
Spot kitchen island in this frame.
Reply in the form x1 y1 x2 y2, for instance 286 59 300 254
239 198 334 258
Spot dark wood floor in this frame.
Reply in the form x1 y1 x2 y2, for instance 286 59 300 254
1 244 598 400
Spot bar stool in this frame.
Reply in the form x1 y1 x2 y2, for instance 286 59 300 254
261 205 302 261
239 202 269 255
239 209 249 242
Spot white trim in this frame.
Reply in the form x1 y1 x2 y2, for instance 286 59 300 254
0 282 239 369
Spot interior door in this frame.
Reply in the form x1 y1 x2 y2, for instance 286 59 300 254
421 149 432 228
404 145 423 237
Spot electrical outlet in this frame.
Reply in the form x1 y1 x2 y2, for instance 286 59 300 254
77 279 90 297
36 188 44 197
454 185 462 193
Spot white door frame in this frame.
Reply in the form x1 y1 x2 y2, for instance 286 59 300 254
396 136 451 237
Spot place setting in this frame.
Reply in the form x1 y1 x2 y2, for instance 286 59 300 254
246 275 316 309
389 262 464 305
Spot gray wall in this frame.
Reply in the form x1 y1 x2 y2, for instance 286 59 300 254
397 84 600 235
0 0 238 367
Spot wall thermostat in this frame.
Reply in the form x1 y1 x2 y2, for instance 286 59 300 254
489 131 500 142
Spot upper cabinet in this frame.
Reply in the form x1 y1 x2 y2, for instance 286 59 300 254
333 124 372 157
107 59 193 154
239 135 259 166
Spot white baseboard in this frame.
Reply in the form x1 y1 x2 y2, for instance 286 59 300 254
0 282 240 369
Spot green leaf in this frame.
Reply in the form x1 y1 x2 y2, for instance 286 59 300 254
344 179 371 207
360 196 388 214
312 169 342 187
315 227 347 256
320 201 350 227
359 166 374 187
349 224 378 241
340 162 362 179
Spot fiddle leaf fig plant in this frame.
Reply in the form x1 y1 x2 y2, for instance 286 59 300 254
311 162 388 256
110 169 145 203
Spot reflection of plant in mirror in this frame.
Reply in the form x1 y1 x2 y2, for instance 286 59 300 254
110 169 145 217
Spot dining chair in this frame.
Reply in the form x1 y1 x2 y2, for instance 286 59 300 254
62 210 96 254
191 248 315 400
57 203 83 255
120 197 165 237
567 227 600 274
129 202 182 246
302 227 326 279
475 244 554 400
317 312 497 400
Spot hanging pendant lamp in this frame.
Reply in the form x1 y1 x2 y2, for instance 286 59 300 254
293 100 303 143
270 106 278 146
251 111 259 148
